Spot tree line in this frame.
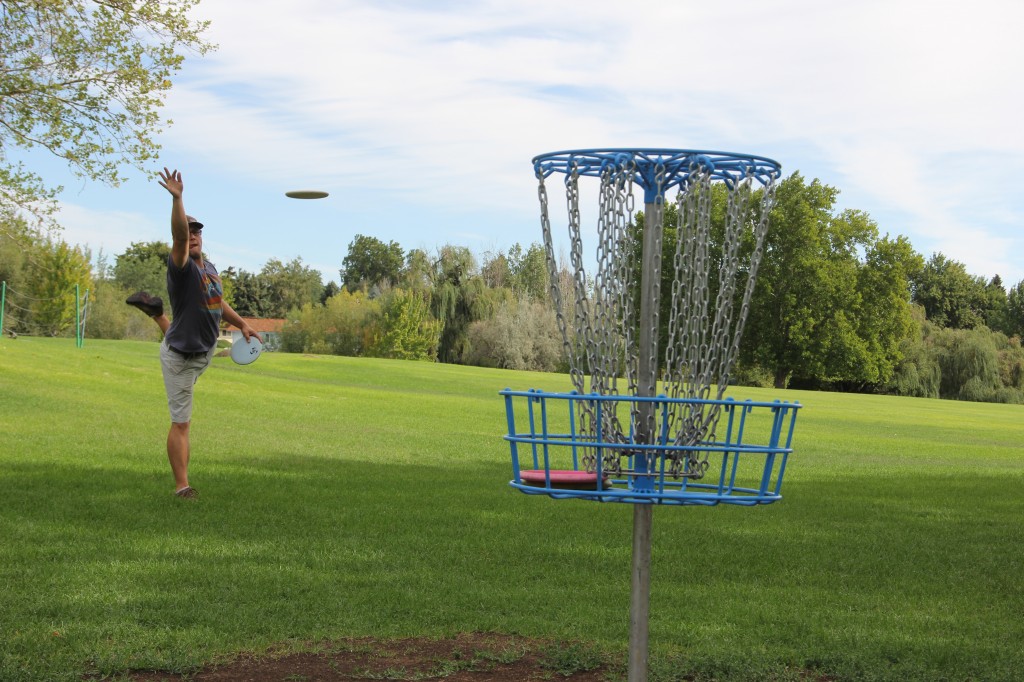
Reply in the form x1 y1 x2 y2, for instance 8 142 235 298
2 173 1022 404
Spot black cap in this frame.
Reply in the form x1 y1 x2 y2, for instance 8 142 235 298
186 215 204 229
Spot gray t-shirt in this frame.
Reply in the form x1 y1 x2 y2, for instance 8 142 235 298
164 255 223 353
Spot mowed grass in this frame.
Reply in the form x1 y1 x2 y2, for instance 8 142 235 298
1 337 1022 681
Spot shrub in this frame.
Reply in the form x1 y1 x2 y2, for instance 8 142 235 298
465 298 563 372
281 289 378 356
992 387 1024 404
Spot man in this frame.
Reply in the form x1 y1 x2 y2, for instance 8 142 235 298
130 168 261 499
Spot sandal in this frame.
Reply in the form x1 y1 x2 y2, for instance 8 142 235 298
175 486 199 499
126 291 164 317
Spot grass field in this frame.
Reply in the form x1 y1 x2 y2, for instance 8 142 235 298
1 337 1022 681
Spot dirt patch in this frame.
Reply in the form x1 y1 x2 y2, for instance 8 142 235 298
105 632 614 681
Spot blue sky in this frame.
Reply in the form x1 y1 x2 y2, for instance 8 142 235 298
34 0 1024 287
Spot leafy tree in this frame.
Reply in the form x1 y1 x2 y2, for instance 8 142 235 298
480 251 512 290
910 253 988 329
0 0 214 232
112 241 170 302
218 266 237 309
260 257 323 317
341 234 405 292
230 270 274 318
366 288 441 361
26 239 92 335
932 327 1001 401
0 215 32 293
854 234 924 385
429 245 490 363
982 275 1011 334
401 248 433 293
1007 279 1024 338
740 174 874 388
320 280 340 304
0 217 91 336
887 306 942 398
509 243 549 301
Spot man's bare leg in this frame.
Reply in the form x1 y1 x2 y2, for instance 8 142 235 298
168 421 191 492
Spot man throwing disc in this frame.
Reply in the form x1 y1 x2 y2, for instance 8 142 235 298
155 168 261 499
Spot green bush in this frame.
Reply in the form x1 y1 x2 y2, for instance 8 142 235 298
992 386 1024 404
281 289 378 356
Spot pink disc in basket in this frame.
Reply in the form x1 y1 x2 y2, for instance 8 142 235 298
519 469 608 490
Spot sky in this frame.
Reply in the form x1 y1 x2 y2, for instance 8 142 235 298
32 0 1024 287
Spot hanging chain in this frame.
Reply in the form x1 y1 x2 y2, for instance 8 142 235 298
534 151 778 481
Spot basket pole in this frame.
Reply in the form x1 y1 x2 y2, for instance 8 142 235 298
628 199 664 682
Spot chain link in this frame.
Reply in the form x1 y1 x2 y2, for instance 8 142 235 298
535 152 777 480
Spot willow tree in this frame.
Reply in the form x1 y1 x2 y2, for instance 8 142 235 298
1 0 214 233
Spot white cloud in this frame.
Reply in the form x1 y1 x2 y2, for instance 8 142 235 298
47 0 1023 285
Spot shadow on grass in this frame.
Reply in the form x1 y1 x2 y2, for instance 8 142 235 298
1 456 1022 681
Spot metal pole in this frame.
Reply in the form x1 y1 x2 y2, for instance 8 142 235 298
79 289 89 348
75 284 81 348
628 199 665 682
1 281 5 338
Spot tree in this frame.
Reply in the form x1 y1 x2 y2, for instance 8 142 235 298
740 174 878 388
932 327 1001 401
982 275 1011 334
260 257 323 316
910 253 988 329
401 248 432 293
1 218 92 336
1 0 214 232
480 251 512 290
854 234 923 385
1007 280 1024 338
320 280 340 305
0 215 32 293
27 239 93 335
366 288 441 361
112 240 170 302
340 234 405 292
509 243 549 301
429 245 489 363
230 270 274 318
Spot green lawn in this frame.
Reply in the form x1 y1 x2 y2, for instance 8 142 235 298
1 337 1022 681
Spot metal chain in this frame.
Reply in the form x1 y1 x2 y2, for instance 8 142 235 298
534 152 778 481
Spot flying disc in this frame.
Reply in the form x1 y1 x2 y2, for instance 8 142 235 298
230 336 262 365
285 190 329 199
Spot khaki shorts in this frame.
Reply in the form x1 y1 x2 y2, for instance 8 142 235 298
160 341 217 423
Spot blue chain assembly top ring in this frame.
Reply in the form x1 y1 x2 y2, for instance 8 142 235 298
533 148 782 203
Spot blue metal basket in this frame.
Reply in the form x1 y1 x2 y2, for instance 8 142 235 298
501 389 801 506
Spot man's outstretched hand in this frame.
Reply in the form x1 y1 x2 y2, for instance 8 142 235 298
159 168 183 198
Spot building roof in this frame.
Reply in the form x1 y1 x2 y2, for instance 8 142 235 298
223 317 286 333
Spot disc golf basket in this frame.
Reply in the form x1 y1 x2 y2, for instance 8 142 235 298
499 149 802 682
